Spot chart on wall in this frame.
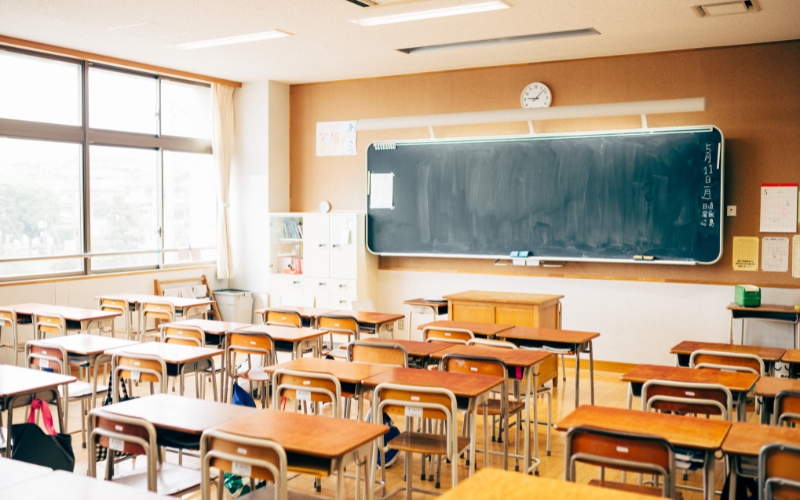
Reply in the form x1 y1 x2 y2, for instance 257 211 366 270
366 126 724 264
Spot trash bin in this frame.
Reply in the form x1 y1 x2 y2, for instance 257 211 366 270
213 289 254 323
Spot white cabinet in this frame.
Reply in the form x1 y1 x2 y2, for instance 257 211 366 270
268 212 377 309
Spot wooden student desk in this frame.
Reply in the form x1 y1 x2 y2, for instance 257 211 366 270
0 456 52 490
753 376 800 424
555 405 731 500
359 337 452 360
361 367 509 477
170 318 251 345
1 469 168 499
781 348 800 377
214 409 388 500
440 468 657 500
620 364 759 421
722 422 800 500
4 302 121 334
443 290 563 329
403 298 448 340
417 320 514 338
498 326 600 407
232 324 329 358
255 305 336 327
0 365 75 456
726 302 800 347
670 340 785 374
330 310 405 339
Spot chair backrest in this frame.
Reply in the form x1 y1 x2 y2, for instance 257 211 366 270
161 323 205 346
642 379 733 422
33 312 67 338
759 442 800 500
201 429 288 500
263 309 302 328
99 297 128 314
690 349 765 376
423 327 474 344
565 426 675 498
467 338 518 349
272 369 342 418
226 332 275 377
25 340 67 374
0 307 17 329
316 315 359 336
141 300 176 323
111 352 167 401
775 390 800 427
347 340 408 367
87 409 158 491
442 353 507 379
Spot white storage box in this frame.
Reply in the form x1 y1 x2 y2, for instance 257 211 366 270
214 289 254 323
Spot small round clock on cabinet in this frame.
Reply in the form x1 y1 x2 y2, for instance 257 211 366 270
520 82 552 108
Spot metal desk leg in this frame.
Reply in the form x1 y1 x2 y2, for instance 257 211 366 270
522 369 531 474
729 312 735 344
574 347 581 409
468 399 477 477
703 450 715 500
588 341 595 405
406 306 413 341
532 370 538 475
728 455 738 500
737 392 746 422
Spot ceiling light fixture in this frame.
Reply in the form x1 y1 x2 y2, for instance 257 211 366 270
398 27 599 54
351 0 509 27
173 30 292 50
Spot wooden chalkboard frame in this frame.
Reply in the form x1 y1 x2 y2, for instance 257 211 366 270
366 126 724 265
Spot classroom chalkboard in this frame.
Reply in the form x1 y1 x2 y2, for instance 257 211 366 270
366 127 724 264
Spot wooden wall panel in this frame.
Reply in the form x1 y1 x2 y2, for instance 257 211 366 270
289 41 800 287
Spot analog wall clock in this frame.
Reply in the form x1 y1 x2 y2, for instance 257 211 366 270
520 82 552 108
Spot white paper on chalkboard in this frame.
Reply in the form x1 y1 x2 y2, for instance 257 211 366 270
760 184 798 233
762 236 789 272
793 235 800 278
370 173 394 209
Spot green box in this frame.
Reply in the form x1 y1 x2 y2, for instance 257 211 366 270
735 284 761 307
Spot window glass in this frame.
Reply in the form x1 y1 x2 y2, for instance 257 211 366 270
163 151 217 265
89 68 157 134
0 138 83 277
0 49 81 126
161 80 212 139
90 146 158 270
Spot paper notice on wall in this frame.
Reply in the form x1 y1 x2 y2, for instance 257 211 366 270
793 235 800 278
732 237 759 271
763 237 789 272
369 173 394 209
316 121 356 156
760 184 798 232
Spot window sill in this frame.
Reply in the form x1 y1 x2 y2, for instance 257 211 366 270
0 263 219 288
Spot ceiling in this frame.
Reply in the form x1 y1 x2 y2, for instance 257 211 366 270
1 0 798 84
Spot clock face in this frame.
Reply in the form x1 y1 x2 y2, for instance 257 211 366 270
520 82 552 108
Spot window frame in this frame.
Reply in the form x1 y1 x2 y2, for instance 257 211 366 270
0 45 216 281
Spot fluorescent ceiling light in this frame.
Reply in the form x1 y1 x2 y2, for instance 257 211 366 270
173 30 291 50
399 27 599 54
351 1 509 27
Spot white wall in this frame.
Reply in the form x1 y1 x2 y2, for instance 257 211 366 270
377 269 800 366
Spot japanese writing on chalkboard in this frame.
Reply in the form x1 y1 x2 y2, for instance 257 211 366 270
699 142 719 232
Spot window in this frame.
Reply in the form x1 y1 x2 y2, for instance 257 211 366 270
0 46 216 280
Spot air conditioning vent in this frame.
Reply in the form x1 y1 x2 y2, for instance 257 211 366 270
691 0 760 17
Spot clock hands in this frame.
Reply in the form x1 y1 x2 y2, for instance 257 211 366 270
525 88 546 102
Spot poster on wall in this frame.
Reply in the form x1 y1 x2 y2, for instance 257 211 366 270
760 184 798 233
316 121 356 156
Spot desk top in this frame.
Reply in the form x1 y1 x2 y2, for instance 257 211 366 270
361 367 502 399
722 422 800 457
443 290 564 305
555 405 730 451
498 326 600 344
782 349 800 364
0 470 168 498
110 342 222 364
263 357 394 384
0 457 52 491
255 306 336 319
99 294 213 309
103 394 257 435
670 341 785 362
404 298 448 309
215 408 388 459
726 303 800 314
36 334 138 356
359 338 452 358
234 324 329 342
0 365 76 398
418 320 514 337
5 303 121 322
429 344 553 368
169 319 252 335
330 310 405 325
439 468 655 500
753 376 800 398
621 364 759 393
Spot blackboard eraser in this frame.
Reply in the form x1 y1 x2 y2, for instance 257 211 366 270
634 255 655 261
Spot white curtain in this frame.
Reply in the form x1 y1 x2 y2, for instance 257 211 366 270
211 83 235 279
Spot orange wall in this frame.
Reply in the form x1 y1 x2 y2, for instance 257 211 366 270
290 41 800 287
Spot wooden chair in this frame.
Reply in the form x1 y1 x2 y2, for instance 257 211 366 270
225 332 275 407
0 307 23 366
139 300 175 342
201 428 295 500
347 340 408 367
33 312 67 339
316 314 359 353
26 340 100 448
111 352 167 402
642 379 734 422
98 297 134 340
775 390 800 426
759 442 800 500
272 368 342 418
161 324 218 400
263 309 302 328
422 326 474 345
88 408 204 495
689 350 765 376
565 426 677 498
